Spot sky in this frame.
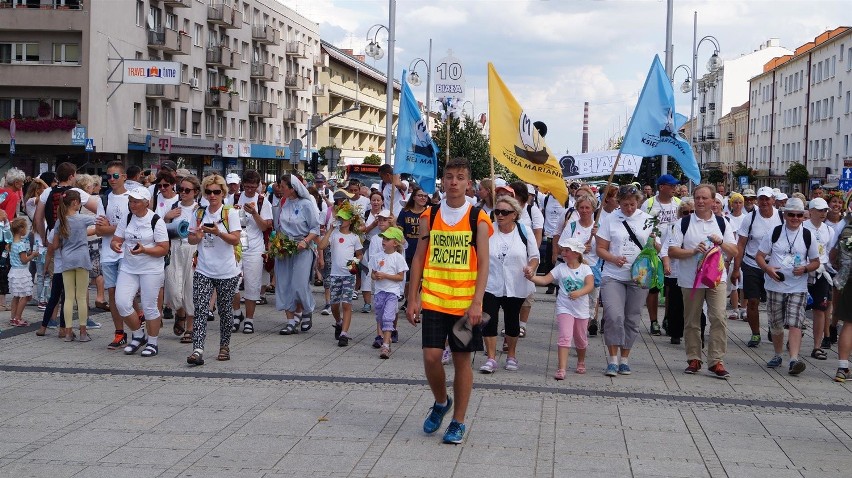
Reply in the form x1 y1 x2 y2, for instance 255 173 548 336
279 0 849 156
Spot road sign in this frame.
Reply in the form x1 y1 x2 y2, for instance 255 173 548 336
839 179 852 191
71 125 86 146
9 139 15 155
84 138 95 152
843 168 852 181
289 139 303 154
434 50 465 98
739 176 748 188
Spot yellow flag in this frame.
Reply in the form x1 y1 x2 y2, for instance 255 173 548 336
488 63 568 205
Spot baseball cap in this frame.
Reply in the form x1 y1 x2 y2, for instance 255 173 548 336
741 188 756 198
336 208 353 220
176 168 192 178
775 192 788 201
657 174 680 186
314 173 326 183
526 184 535 194
783 197 806 212
159 160 177 172
379 226 404 243
376 209 392 218
756 186 775 198
494 178 508 188
809 197 829 210
225 173 241 185
127 187 151 201
333 189 353 201
370 183 381 191
558 237 585 252
495 185 515 197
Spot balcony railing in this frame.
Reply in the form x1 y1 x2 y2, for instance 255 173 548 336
284 74 306 91
251 25 279 45
1 1 83 9
162 0 190 7
146 83 190 102
285 41 307 58
283 108 307 123
248 100 275 118
312 83 325 97
206 46 232 68
148 28 189 55
207 4 241 28
250 62 278 82
204 91 229 110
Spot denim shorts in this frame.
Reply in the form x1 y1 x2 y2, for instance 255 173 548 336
102 260 121 289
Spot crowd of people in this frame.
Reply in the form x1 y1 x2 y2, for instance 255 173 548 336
2 159 852 444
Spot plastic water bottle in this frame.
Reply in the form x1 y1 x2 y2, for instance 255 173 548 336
0 221 11 244
0 192 8 205
794 253 802 269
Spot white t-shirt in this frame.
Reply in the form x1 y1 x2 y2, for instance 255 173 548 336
518 203 544 238
803 220 834 265
114 210 169 275
486 223 538 298
641 195 681 227
738 209 782 268
556 219 598 264
828 218 847 249
540 193 566 237
726 212 746 242
329 229 363 276
382 183 407 217
369 250 408 296
757 225 819 294
351 196 370 216
172 202 199 244
99 191 130 264
236 192 273 256
666 213 736 289
195 205 242 279
597 209 654 282
153 193 180 218
659 223 679 277
40 186 91 231
551 263 593 318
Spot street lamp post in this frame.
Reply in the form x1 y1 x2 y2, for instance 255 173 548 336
672 63 693 145
408 39 432 131
461 100 473 119
364 0 396 166
689 11 721 171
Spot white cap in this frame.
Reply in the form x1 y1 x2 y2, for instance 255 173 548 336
370 183 380 191
783 197 806 212
775 192 788 201
494 178 508 188
526 184 535 194
809 197 829 210
772 188 781 194
225 173 241 185
558 236 585 252
127 187 151 201
756 186 775 198
376 209 392 218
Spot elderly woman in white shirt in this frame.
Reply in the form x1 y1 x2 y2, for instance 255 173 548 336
478 196 540 374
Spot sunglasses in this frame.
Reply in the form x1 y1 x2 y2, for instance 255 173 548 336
159 183 172 188
178 187 195 194
786 212 804 218
619 185 638 195
494 209 515 216
108 173 122 180
681 210 694 215
204 189 223 196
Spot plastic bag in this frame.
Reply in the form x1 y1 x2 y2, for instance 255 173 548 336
691 244 725 295
631 237 664 290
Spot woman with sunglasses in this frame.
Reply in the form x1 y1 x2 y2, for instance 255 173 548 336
596 185 658 376
479 196 539 373
165 175 201 344
186 174 242 365
275 174 320 335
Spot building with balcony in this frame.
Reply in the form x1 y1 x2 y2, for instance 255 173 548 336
314 40 400 170
747 27 852 190
0 0 320 182
717 101 749 187
692 39 793 169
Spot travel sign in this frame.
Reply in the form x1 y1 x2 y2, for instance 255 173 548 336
123 60 181 85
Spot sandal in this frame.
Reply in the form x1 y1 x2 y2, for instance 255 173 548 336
173 316 186 336
300 317 312 332
242 321 254 334
217 345 230 361
95 301 110 312
554 369 566 380
279 323 299 335
576 362 587 374
10 318 30 327
180 331 193 344
255 297 267 305
187 349 204 366
518 326 526 338
141 344 158 357
811 348 828 360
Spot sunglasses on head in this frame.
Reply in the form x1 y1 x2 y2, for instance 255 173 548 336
786 212 804 218
204 189 223 196
178 187 195 194
493 209 515 216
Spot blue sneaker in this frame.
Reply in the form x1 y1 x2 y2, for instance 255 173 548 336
47 320 58 329
605 363 618 377
442 419 466 444
423 396 453 434
618 363 632 375
767 355 783 368
788 359 806 375
86 319 102 329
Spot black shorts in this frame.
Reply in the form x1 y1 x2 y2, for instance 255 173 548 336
837 284 852 323
421 308 483 352
742 263 765 300
807 275 832 312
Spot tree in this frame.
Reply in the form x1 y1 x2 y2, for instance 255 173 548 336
363 153 382 165
706 169 726 185
732 161 757 183
786 163 809 191
432 115 511 181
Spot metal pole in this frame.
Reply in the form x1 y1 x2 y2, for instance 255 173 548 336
662 0 673 176
384 0 396 165
306 116 312 173
426 38 432 132
691 11 698 173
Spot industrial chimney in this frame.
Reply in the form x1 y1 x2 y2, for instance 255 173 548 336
581 102 589 153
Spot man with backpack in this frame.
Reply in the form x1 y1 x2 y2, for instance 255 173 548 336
755 197 820 375
731 187 783 347
641 174 682 336
667 184 738 378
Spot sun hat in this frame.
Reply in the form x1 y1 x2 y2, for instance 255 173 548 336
379 226 404 242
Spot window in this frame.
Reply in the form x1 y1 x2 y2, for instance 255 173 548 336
52 43 80 64
240 80 247 99
193 67 201 85
846 91 851 114
831 56 837 77
823 98 829 120
53 99 78 119
194 23 203 47
241 42 249 62
146 105 158 130
216 116 225 137
148 6 162 30
165 13 177 31
0 43 39 63
239 119 245 139
133 103 141 129
191 110 201 135
205 113 214 135
164 108 175 131
180 108 187 135
136 0 144 27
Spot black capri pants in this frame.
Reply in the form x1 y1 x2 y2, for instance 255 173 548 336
482 291 525 338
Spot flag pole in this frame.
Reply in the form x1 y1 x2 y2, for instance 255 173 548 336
593 151 622 226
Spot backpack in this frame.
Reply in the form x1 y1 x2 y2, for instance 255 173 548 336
691 244 726 292
427 204 482 251
233 192 270 251
769 224 812 253
125 213 169 266
195 204 242 262
515 220 529 248
680 214 727 236
745 209 785 240
45 185 72 232
644 195 681 214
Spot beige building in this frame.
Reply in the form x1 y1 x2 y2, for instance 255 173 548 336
718 101 749 175
0 0 319 181
315 40 399 170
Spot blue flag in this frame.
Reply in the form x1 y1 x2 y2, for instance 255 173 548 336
620 55 700 184
394 69 438 194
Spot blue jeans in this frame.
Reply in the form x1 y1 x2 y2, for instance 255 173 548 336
41 273 65 327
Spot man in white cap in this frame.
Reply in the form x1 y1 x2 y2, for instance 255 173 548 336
774 192 788 210
224 173 241 206
756 197 820 375
741 188 757 213
641 174 682 336
732 186 783 347
803 197 834 360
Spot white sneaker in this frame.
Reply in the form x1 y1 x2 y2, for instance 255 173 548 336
479 358 497 374
320 305 331 316
441 347 451 365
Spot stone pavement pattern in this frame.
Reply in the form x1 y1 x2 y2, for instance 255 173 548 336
1 286 851 477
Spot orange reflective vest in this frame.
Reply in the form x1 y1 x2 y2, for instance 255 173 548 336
421 205 492 315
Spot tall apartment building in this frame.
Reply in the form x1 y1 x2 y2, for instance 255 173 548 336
747 27 852 190
0 0 319 182
693 39 793 170
314 40 399 169
717 101 749 177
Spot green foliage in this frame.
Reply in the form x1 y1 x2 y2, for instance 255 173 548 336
786 162 809 185
706 169 726 185
732 161 757 183
317 146 330 167
433 115 507 181
363 153 382 165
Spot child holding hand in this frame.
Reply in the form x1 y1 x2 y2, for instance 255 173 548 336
8 218 40 328
318 205 363 346
526 237 594 379
369 226 408 358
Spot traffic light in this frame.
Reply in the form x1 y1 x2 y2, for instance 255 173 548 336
310 152 319 174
